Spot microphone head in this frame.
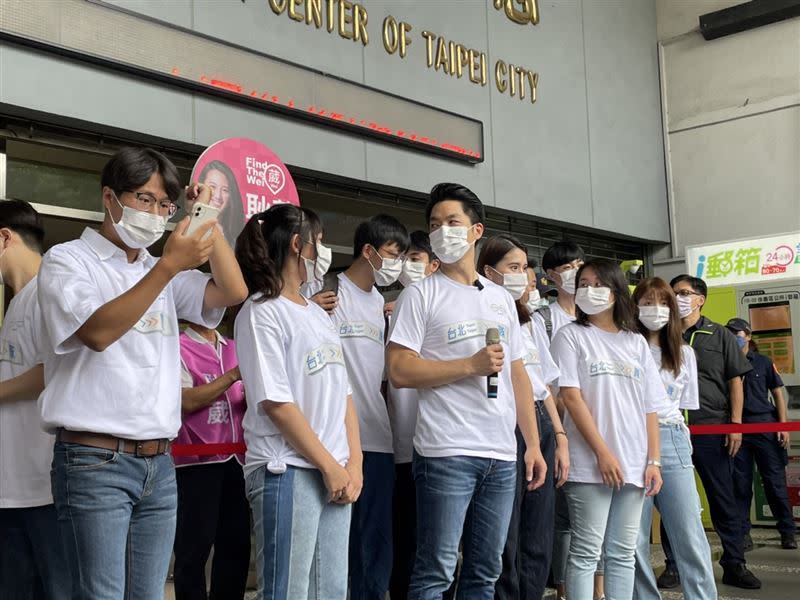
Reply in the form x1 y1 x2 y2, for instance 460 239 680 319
485 327 501 346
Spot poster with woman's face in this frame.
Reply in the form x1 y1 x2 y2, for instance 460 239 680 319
190 137 300 245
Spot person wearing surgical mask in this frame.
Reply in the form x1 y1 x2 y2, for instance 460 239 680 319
234 204 361 599
550 259 666 600
37 147 248 598
631 278 717 600
387 183 547 599
387 230 439 600
726 318 796 552
331 214 409 600
535 241 585 345
667 275 759 590
478 234 570 600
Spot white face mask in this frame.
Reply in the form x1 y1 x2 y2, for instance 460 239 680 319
368 246 403 286
526 289 548 313
0 242 5 288
490 267 527 300
557 268 578 295
302 242 331 283
429 225 474 264
399 260 427 288
677 295 695 318
110 194 166 249
576 286 614 315
638 305 671 331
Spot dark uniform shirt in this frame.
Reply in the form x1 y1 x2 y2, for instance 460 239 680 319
743 351 784 423
684 316 752 425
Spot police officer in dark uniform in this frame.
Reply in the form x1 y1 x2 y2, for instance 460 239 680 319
665 275 760 589
726 318 797 551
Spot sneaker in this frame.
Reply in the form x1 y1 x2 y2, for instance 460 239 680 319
782 534 798 550
722 564 761 589
743 533 753 552
656 568 680 589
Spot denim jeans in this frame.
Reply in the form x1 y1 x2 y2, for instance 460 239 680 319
633 424 716 600
565 482 645 600
349 451 394 600
496 409 556 600
0 504 71 600
409 452 516 600
51 442 177 600
246 465 351 600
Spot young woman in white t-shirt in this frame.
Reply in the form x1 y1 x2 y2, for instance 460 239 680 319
478 234 570 600
550 259 665 600
631 277 716 600
233 204 362 600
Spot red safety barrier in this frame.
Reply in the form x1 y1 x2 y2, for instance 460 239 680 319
688 421 800 435
170 422 800 457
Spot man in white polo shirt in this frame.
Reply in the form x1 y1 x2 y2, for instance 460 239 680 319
387 183 547 599
37 147 248 599
0 199 70 598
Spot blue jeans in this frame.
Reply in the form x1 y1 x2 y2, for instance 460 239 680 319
409 452 516 600
51 442 177 600
349 451 394 600
565 482 645 600
0 504 71 599
633 424 716 600
246 465 351 600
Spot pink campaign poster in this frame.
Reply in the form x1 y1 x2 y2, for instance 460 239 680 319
189 137 300 244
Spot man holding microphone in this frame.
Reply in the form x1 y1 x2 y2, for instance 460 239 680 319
387 182 546 599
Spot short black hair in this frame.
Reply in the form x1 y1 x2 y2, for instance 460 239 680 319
542 240 585 272
426 182 485 226
408 230 437 262
101 147 182 203
670 274 708 298
0 198 45 253
352 214 410 259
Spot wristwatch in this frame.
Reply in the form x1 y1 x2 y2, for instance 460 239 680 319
647 459 662 468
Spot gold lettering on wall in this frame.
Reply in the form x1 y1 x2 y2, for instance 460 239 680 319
382 16 412 58
269 0 367 44
264 5 537 106
493 0 540 26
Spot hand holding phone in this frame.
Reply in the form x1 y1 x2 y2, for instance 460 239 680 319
185 203 220 239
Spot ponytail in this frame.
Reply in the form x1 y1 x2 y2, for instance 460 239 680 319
234 204 324 302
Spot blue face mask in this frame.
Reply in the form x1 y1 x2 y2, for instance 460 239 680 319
736 336 747 350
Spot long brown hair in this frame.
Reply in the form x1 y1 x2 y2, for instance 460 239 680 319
476 234 531 325
632 277 684 376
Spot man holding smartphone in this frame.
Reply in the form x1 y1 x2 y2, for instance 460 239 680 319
37 147 248 598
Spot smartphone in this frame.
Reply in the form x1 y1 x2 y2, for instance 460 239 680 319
185 203 220 238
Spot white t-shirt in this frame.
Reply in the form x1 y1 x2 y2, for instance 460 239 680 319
331 274 393 453
650 344 700 423
551 323 668 488
389 272 524 461
0 279 54 508
387 383 417 464
37 228 223 440
235 295 350 476
522 322 560 397
534 300 576 346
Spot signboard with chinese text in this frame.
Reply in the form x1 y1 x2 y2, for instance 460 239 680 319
686 232 800 288
190 138 300 245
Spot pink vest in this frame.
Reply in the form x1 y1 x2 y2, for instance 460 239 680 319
175 332 245 467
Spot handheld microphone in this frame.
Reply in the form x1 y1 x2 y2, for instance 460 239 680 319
485 328 500 399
